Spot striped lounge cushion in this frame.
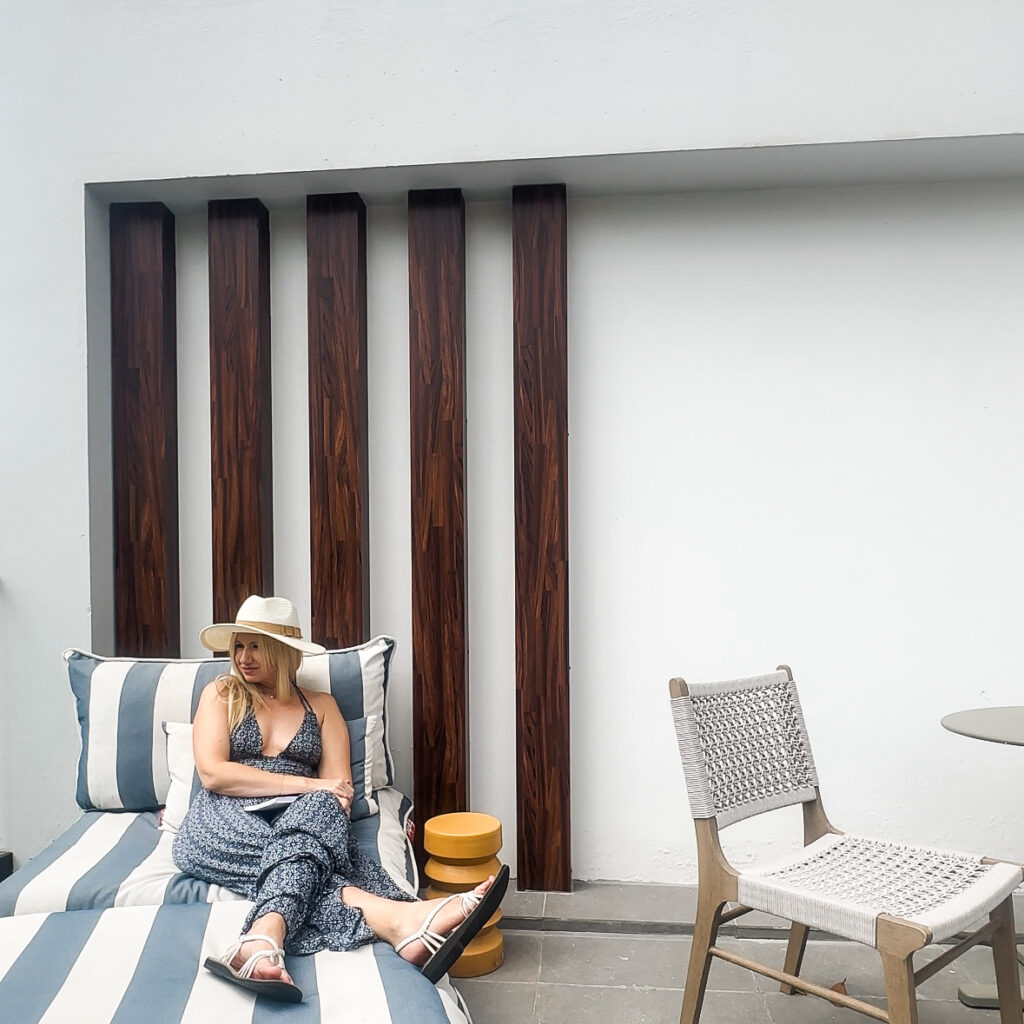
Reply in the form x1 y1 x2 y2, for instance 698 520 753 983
0 789 417 918
67 635 397 812
0 900 470 1024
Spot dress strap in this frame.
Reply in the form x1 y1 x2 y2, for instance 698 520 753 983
292 681 315 715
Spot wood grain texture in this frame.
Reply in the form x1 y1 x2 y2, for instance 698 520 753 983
110 202 180 656
208 199 273 624
307 194 369 648
512 184 571 891
408 189 469 837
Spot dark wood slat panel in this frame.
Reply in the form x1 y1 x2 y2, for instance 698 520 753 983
110 202 180 656
307 193 369 648
408 189 469 837
208 199 273 623
513 184 571 891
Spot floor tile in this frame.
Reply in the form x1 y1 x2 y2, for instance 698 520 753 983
534 983 690 1024
740 937 888 1000
504 882 546 921
455 980 538 1024
456 929 1014 1022
678 989 770 1024
542 881 695 928
762 990 883 1023
475 930 542 984
539 931 697 989
697 937 765 993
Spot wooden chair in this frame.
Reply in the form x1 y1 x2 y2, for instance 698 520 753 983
668 666 1023 1024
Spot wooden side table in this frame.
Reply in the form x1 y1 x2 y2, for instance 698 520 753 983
423 812 504 977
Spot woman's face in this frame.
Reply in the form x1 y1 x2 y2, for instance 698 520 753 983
233 633 274 687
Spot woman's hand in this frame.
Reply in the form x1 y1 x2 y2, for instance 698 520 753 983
308 776 354 813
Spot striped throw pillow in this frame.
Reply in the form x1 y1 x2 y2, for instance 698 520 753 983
66 635 397 812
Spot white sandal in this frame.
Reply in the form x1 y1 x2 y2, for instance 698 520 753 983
204 932 303 1003
397 864 510 983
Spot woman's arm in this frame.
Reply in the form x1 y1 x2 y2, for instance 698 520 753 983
309 691 355 813
191 681 309 796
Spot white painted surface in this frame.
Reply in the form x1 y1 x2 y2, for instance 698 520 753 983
44 1 1024 179
568 184 1024 880
2 1 1024 884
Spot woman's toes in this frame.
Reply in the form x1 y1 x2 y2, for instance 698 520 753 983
232 939 288 981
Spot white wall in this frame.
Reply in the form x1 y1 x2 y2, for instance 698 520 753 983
569 183 1024 879
3 0 1024 880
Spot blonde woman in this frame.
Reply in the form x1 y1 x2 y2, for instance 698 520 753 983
172 596 507 1003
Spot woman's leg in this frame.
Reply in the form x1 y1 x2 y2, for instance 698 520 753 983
237 790 390 964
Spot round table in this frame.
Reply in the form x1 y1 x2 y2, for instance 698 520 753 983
942 707 1024 1009
942 707 1024 746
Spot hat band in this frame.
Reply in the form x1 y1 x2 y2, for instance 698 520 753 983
236 619 302 640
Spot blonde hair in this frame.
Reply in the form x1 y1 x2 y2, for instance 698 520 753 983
218 632 304 734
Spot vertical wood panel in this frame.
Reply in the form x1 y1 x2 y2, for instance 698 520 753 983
110 202 180 656
208 199 273 623
307 193 369 648
408 189 469 837
513 184 571 891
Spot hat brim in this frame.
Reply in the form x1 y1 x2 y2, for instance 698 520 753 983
199 623 326 656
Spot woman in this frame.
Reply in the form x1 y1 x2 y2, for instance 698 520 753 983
172 595 507 1003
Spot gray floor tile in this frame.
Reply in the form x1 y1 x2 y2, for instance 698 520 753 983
699 937 764 993
456 929 1016 1022
504 883 546 921
763 990 883 1023
456 980 538 1024
740 937 888 1000
680 990 771 1024
543 881 695 927
912 1003 1001 1023
539 931 696 989
481 930 542 984
534 983 688 1024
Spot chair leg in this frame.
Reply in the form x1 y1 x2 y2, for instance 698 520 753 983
680 901 724 1024
989 895 1023 1024
880 951 918 1024
779 921 810 995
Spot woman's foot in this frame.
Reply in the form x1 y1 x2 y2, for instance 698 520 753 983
341 876 496 966
232 912 292 983
394 877 495 966
231 935 294 984
204 917 303 1003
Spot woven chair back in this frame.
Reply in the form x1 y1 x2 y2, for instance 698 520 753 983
670 669 820 828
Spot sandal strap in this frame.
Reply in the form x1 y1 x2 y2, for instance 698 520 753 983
457 890 482 916
235 947 282 979
221 932 285 978
394 887 484 955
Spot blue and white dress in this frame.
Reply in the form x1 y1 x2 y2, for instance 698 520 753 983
172 684 415 954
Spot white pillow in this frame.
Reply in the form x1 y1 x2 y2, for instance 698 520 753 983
161 721 199 833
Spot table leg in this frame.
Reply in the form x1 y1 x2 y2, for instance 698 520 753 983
955 945 1024 1009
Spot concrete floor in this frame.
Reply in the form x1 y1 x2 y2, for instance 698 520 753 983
449 882 1016 1023
455 931 1007 1023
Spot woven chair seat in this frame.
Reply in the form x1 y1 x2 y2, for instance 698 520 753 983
738 832 1023 947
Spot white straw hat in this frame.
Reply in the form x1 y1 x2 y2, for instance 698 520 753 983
199 595 326 656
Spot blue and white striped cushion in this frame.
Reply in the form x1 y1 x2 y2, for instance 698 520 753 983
0 789 417 918
0 900 470 1024
67 635 397 812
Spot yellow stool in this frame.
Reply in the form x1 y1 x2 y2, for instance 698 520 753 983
423 812 504 977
